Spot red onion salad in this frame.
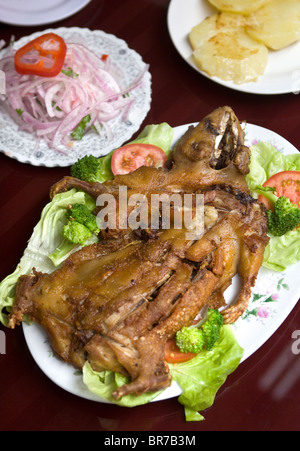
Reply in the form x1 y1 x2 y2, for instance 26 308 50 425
0 41 148 153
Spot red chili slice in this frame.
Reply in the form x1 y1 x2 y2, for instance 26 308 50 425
14 33 67 78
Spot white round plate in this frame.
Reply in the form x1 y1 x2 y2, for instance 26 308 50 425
0 27 151 167
0 0 91 26
22 122 300 403
167 0 300 95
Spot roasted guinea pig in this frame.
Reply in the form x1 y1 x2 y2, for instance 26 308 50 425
9 106 269 399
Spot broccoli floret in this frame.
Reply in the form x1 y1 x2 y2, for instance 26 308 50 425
66 203 99 235
202 322 220 351
267 196 300 236
62 220 93 245
205 308 224 327
255 185 300 236
70 153 114 183
175 327 205 354
71 155 100 182
61 203 99 246
202 308 223 350
48 201 99 267
175 308 224 354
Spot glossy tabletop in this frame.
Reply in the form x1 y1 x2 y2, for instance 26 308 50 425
0 0 299 432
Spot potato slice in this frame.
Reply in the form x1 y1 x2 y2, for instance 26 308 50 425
246 0 300 50
189 13 268 84
207 0 272 15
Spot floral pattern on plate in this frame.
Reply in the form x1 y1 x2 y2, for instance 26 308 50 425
241 273 289 324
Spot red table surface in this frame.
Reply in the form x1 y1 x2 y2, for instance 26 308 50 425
0 0 299 432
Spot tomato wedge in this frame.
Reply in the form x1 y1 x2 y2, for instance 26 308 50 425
14 33 67 77
258 170 300 209
111 143 168 175
164 338 197 364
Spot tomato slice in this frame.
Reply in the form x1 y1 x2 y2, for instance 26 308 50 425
111 143 168 175
258 170 300 209
164 338 197 364
14 33 67 77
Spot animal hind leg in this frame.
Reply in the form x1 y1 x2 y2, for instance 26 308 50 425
221 237 265 324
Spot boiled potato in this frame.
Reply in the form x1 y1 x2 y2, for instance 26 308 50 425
189 13 268 84
207 0 272 15
189 11 246 49
246 0 300 50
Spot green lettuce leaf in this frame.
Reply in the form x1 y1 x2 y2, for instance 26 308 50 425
0 189 92 326
82 325 243 421
246 141 300 271
129 122 174 157
246 141 300 190
82 363 164 407
169 325 243 420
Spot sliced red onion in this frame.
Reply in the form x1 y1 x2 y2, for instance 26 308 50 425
0 41 148 154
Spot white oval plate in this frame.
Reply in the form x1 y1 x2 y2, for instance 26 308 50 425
23 122 300 403
0 27 151 167
0 0 91 26
167 0 300 95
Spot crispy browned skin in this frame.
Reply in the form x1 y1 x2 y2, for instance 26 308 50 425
9 106 269 399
